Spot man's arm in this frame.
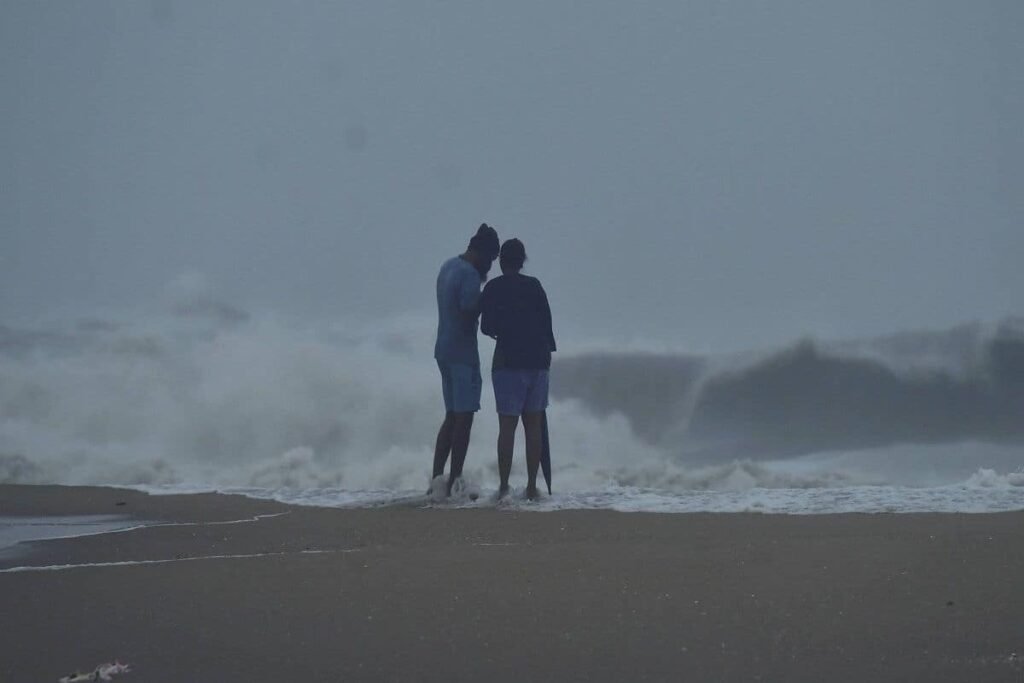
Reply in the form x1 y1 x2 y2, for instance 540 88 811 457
458 267 482 316
480 283 497 339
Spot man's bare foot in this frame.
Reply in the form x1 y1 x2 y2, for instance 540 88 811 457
525 485 540 501
497 484 510 500
427 475 448 502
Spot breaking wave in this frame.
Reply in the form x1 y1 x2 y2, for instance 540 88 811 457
555 319 1024 461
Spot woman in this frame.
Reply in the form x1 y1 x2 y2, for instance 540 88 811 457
479 239 556 499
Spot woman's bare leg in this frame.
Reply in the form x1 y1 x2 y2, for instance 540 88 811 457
522 411 544 500
497 415 519 497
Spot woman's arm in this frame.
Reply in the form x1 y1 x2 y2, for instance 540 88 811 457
537 281 556 353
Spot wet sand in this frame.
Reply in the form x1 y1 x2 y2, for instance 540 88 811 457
1 484 1022 682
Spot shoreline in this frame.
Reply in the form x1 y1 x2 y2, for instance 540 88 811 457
12 476 1024 516
2 484 1023 682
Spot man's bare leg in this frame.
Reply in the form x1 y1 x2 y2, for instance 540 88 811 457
497 414 519 498
432 412 455 480
522 411 544 500
447 411 474 495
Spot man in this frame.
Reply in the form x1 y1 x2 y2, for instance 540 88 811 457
432 223 500 496
479 238 556 500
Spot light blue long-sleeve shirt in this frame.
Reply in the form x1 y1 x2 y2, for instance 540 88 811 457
433 256 482 365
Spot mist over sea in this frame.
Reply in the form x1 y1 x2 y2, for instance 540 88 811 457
2 282 1023 514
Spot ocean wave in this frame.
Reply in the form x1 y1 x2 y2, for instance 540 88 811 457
554 320 1024 460
1 303 1022 515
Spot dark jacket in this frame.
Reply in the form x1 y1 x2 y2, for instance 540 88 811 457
480 273 557 370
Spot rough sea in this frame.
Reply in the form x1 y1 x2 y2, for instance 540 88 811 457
2 293 1022 515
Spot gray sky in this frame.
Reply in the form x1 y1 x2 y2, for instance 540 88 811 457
2 1 1021 350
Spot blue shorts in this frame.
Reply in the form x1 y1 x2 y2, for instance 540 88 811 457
492 369 549 416
437 361 482 413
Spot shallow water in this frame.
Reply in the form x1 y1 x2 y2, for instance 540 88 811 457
0 515 142 555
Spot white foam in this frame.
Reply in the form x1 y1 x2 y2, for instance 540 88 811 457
963 468 1024 489
162 464 1023 515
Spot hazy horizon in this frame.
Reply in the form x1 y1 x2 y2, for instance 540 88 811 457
3 1 1021 350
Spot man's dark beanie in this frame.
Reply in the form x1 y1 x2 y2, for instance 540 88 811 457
469 223 500 259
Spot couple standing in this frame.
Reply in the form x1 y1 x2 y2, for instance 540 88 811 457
432 224 556 500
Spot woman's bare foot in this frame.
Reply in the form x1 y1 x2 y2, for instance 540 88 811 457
498 484 511 500
525 485 540 501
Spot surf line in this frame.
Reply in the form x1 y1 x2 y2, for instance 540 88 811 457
147 511 293 529
0 548 354 574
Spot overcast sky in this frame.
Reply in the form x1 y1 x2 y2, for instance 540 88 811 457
2 1 1020 350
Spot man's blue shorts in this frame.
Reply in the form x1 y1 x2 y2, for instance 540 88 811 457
437 360 482 413
492 369 549 416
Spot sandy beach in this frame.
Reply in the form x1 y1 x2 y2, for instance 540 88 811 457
1 485 1022 682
